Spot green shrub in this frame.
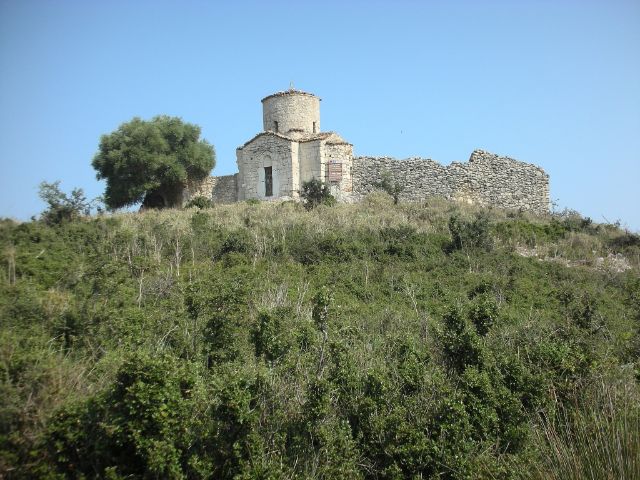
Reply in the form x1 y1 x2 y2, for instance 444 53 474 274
555 210 598 235
190 209 211 232
252 308 291 363
220 229 253 256
1 195 638 478
380 225 420 258
300 178 335 210
468 293 499 336
317 232 361 261
46 352 206 479
373 170 404 205
185 270 253 364
448 211 493 252
207 368 263 478
438 306 485 372
494 219 568 246
609 230 640 249
38 180 96 225
185 196 213 209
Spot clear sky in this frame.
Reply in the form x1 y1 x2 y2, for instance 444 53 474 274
1 0 639 229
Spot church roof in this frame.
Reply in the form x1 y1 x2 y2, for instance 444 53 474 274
285 131 346 143
236 131 292 149
261 89 320 103
237 130 351 150
306 131 351 145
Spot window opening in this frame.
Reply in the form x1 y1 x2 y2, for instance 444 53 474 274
265 167 273 197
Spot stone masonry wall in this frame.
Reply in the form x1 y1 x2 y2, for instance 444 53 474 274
299 140 322 183
324 142 354 200
352 150 549 214
183 174 238 205
211 174 238 203
237 134 294 200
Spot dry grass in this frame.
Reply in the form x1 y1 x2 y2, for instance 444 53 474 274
107 196 640 277
113 194 544 253
526 379 640 480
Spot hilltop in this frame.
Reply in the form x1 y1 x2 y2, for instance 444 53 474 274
1 194 639 479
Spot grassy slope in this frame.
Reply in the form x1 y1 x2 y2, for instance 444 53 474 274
1 194 639 479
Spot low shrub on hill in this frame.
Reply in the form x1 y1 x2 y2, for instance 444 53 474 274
185 196 214 209
0 199 638 478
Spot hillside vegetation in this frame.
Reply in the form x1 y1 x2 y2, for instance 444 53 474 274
1 194 639 479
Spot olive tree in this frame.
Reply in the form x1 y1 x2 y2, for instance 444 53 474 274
92 116 215 209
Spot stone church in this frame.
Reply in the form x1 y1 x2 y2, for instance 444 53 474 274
236 90 353 201
184 88 353 204
184 88 550 214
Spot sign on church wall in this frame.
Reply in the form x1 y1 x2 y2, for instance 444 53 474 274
328 160 342 183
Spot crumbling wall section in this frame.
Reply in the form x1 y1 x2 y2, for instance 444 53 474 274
183 174 238 205
352 150 549 214
351 157 453 200
210 174 238 203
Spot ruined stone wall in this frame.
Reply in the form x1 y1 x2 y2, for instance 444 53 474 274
183 174 238 205
211 174 238 203
352 150 549 214
351 157 453 200
459 150 549 213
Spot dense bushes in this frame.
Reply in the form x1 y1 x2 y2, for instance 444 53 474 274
1 200 638 478
448 211 493 252
47 353 204 478
300 178 335 210
184 196 214 209
37 180 97 225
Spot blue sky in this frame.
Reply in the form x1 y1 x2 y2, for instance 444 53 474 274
1 0 639 229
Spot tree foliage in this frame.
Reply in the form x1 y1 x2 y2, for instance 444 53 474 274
92 116 215 210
